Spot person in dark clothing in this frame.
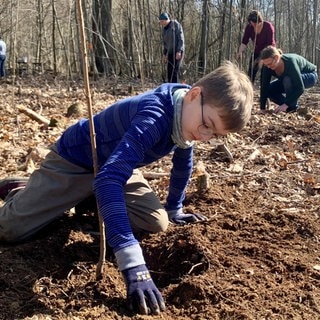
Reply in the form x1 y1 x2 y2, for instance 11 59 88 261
159 12 185 83
260 46 318 113
237 10 276 83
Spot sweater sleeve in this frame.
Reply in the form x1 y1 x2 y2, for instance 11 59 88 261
241 24 252 46
162 29 167 55
165 146 193 211
175 21 185 53
93 110 169 255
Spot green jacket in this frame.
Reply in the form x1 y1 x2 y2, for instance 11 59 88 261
260 53 316 109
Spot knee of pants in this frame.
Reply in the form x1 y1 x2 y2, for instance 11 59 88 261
129 208 169 234
149 208 169 233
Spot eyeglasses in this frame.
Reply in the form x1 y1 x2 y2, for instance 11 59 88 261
197 92 216 137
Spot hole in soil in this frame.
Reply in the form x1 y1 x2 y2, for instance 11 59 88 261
166 281 211 306
144 236 209 288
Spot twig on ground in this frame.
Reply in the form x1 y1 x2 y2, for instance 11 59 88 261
17 105 50 126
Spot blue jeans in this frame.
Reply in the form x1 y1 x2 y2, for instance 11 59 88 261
268 71 318 112
0 55 6 77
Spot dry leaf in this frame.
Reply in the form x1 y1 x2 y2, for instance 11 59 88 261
226 163 243 173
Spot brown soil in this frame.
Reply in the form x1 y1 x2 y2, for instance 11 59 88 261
0 75 319 320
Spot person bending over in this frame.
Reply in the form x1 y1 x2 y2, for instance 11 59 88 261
0 61 253 315
260 46 318 113
237 10 276 83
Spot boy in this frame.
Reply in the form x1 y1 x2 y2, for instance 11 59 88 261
0 61 253 315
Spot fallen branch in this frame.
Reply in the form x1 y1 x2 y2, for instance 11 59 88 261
17 105 50 126
143 172 169 179
286 159 310 165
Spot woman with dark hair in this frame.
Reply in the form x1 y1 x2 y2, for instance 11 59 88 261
260 46 318 113
237 10 276 83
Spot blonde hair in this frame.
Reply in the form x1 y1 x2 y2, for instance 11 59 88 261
193 61 253 132
260 46 283 59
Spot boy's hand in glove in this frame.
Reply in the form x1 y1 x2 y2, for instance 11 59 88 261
122 264 166 315
168 208 207 225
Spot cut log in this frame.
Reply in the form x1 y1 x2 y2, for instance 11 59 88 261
17 105 50 126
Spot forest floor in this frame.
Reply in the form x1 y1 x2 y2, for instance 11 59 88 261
0 74 319 320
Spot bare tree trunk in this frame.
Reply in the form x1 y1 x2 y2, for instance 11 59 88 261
237 0 247 70
127 0 137 77
35 0 44 65
133 0 144 84
52 0 73 76
312 0 318 62
198 0 208 76
52 0 57 74
92 0 116 76
287 0 292 51
273 0 278 47
226 0 233 60
217 0 227 66
143 0 154 79
11 0 19 76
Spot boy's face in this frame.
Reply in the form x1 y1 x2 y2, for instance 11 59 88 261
181 87 228 142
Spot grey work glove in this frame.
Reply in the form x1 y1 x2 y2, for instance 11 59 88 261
167 208 207 225
122 264 166 315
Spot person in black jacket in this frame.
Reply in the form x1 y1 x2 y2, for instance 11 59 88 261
159 12 185 83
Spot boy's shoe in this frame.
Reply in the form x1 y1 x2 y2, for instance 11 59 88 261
0 177 28 200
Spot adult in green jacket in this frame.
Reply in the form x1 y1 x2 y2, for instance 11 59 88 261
260 46 318 113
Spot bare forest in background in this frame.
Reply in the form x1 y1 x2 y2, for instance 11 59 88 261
0 0 319 84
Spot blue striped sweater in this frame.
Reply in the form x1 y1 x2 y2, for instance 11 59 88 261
56 83 193 269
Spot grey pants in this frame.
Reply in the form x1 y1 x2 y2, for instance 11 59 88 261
0 146 169 242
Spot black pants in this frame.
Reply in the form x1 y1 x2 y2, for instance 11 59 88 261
248 53 260 83
167 53 182 83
